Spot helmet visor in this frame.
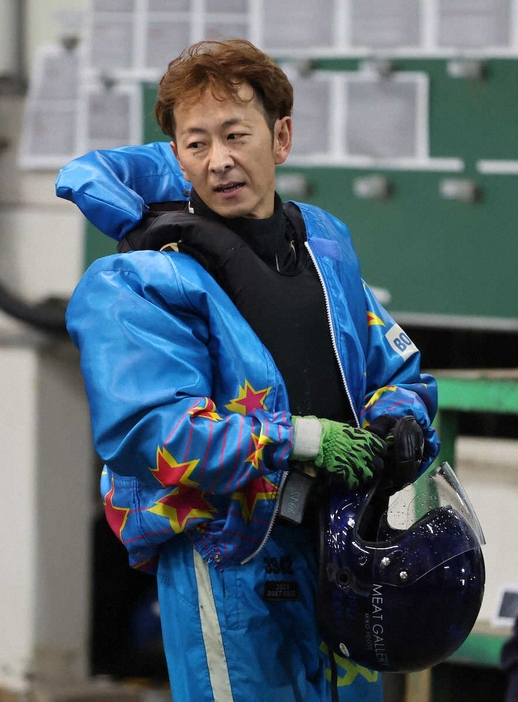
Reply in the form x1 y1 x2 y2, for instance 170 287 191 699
385 461 485 546
365 461 486 585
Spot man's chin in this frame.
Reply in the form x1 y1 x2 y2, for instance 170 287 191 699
210 201 252 219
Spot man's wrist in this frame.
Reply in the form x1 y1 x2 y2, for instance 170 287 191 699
291 416 322 461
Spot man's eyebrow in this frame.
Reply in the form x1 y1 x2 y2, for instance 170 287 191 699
222 118 249 129
179 126 207 137
180 118 251 137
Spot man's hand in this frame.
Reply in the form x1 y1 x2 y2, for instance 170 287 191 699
367 414 425 493
291 416 386 490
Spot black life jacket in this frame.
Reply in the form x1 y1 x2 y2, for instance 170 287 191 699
119 203 353 422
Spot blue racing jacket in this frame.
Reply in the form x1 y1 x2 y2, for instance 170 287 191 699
59 143 440 575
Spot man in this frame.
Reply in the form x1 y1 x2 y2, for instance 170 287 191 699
58 39 439 702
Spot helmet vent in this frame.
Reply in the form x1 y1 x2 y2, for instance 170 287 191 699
337 569 351 589
339 643 350 657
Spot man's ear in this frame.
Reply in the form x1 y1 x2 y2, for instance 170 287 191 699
274 116 293 166
170 141 192 182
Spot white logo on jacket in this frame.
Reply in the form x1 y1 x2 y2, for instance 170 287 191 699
385 324 418 360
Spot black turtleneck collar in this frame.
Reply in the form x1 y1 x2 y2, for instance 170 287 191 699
189 189 296 271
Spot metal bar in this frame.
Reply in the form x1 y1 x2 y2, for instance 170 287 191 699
436 374 518 415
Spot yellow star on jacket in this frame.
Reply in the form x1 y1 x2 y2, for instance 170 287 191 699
188 397 223 421
246 428 273 469
367 311 385 327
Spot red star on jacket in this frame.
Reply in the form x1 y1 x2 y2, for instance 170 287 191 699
150 445 200 488
148 486 216 533
225 380 272 415
103 475 130 541
232 476 278 523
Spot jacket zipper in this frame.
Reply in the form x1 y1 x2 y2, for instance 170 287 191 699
304 241 360 428
241 240 359 564
240 470 288 565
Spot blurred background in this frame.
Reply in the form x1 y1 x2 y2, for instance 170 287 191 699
1 2 518 701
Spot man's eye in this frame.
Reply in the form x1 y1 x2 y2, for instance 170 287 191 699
228 133 247 141
187 141 202 149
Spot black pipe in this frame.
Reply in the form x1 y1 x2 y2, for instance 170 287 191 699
0 281 67 335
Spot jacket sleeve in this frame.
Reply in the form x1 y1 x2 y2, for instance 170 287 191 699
66 252 293 567
359 282 440 468
55 142 189 241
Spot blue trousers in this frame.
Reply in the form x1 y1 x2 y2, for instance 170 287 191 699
156 524 383 702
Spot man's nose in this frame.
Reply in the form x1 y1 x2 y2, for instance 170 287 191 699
209 141 233 172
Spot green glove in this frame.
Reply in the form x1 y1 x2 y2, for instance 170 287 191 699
291 416 386 489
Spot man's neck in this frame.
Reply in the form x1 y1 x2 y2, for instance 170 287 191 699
189 189 288 267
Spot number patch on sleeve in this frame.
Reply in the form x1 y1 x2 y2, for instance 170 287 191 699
385 324 418 360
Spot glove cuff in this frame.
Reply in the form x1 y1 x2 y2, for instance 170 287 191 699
290 416 322 461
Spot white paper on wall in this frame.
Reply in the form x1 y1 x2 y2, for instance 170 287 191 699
92 0 136 11
204 20 250 42
23 105 77 159
345 79 419 158
79 82 141 152
34 48 80 101
87 13 135 70
206 0 248 12
350 0 421 48
289 75 333 157
437 0 512 48
262 0 335 51
148 0 190 10
144 17 192 70
18 45 81 169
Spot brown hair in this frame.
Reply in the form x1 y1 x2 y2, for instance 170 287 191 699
154 39 293 140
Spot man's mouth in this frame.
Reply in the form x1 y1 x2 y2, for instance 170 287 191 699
214 182 245 194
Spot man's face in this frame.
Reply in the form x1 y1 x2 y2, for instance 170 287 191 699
171 84 292 219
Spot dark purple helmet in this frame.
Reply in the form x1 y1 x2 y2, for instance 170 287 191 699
317 462 485 673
